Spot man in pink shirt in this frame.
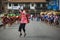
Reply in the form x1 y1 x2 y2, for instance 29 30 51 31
18 9 29 37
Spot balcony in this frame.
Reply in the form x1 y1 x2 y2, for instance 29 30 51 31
24 7 30 10
35 7 41 10
35 7 47 10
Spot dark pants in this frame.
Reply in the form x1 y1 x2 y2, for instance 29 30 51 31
19 23 26 33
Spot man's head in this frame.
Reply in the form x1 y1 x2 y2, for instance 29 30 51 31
23 10 26 14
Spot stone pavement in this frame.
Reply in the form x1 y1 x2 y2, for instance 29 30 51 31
0 21 60 40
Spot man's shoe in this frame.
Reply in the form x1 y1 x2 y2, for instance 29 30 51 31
20 33 22 37
24 33 26 37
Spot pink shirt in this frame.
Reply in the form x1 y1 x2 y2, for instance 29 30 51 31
20 12 28 24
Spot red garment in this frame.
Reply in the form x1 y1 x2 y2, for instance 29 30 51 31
19 11 29 24
2 17 10 24
26 14 30 19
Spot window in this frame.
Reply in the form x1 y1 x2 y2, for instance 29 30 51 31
9 3 11 7
40 4 43 7
4 0 7 1
31 4 34 6
14 3 18 6
24 3 28 6
24 4 30 9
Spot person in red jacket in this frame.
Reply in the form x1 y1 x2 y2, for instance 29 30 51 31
18 10 29 37
2 14 10 29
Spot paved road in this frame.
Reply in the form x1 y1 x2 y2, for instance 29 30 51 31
0 20 60 40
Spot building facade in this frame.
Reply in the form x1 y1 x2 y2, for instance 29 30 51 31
0 0 3 13
3 0 48 14
0 0 8 13
1 0 60 14
47 0 59 10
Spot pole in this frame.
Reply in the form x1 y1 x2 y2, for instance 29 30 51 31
58 0 59 10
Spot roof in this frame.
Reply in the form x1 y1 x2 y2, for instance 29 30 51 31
8 0 46 2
